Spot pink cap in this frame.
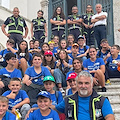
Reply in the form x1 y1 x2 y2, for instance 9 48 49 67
67 72 77 81
44 50 53 56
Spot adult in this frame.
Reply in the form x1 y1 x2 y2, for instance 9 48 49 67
54 71 114 120
50 7 66 41
67 6 82 42
82 5 94 46
1 7 28 48
91 4 107 49
31 10 47 46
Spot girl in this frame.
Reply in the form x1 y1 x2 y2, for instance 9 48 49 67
83 45 106 92
10 40 32 74
50 7 66 41
54 50 72 95
40 42 50 57
82 5 94 46
42 50 56 75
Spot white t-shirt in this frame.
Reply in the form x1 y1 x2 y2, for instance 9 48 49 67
92 11 107 26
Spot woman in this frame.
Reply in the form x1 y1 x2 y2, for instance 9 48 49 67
83 45 106 92
82 5 94 46
50 7 66 41
54 50 72 95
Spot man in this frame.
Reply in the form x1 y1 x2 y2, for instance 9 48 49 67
1 7 28 48
31 10 47 46
91 4 107 49
67 6 82 42
54 71 114 120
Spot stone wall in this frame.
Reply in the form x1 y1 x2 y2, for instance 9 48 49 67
113 0 120 45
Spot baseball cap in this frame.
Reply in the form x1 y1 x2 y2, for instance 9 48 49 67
72 43 79 47
78 35 84 40
67 72 77 81
44 50 53 56
43 76 55 83
36 91 51 99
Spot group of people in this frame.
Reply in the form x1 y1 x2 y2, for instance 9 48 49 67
0 2 119 120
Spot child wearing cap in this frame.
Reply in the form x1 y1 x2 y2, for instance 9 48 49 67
66 72 77 96
0 96 16 120
68 43 80 59
27 91 60 120
77 35 89 61
42 51 56 75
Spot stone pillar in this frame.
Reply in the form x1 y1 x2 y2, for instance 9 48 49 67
113 0 120 45
40 0 49 42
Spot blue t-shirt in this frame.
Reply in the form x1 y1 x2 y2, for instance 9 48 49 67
83 58 105 71
0 48 17 60
2 90 29 110
56 95 113 119
2 111 16 120
79 45 89 54
27 109 60 120
51 91 63 106
0 68 22 79
25 66 51 85
107 55 120 71
67 88 73 96
97 50 109 59
67 46 72 50
68 53 80 59
17 53 32 66
53 47 59 54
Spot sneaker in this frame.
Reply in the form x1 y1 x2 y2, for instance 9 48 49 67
105 79 111 85
59 88 65 96
102 87 106 92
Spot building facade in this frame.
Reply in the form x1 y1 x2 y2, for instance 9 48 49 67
0 0 120 48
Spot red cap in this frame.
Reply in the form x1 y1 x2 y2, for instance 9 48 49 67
44 50 53 56
67 72 77 81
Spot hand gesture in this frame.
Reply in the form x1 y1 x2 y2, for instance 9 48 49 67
8 91 17 99
63 60 68 67
56 60 61 67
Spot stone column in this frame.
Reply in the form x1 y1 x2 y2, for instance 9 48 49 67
40 0 49 42
113 0 120 45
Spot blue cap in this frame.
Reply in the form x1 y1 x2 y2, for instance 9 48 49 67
36 91 51 100
78 35 84 39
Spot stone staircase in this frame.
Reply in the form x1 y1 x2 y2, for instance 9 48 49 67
94 78 120 120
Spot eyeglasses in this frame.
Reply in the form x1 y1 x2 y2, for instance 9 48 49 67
87 7 92 9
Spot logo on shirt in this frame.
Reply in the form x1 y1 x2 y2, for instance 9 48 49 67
95 109 102 118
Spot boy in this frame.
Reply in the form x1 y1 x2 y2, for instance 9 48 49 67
104 45 120 78
0 96 16 120
97 39 111 60
2 78 30 119
27 91 60 120
0 53 22 95
68 43 80 59
77 35 89 61
0 39 17 67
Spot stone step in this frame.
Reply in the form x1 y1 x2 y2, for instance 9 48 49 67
94 85 120 92
113 109 120 120
110 78 120 84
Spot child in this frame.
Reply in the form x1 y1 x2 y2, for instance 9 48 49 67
29 40 34 50
67 34 74 52
2 78 30 119
77 35 89 61
53 36 59 55
27 91 60 120
48 40 55 52
0 53 22 95
68 43 80 59
29 40 41 55
0 39 17 68
104 45 120 78
66 72 77 96
0 96 16 120
97 39 111 60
